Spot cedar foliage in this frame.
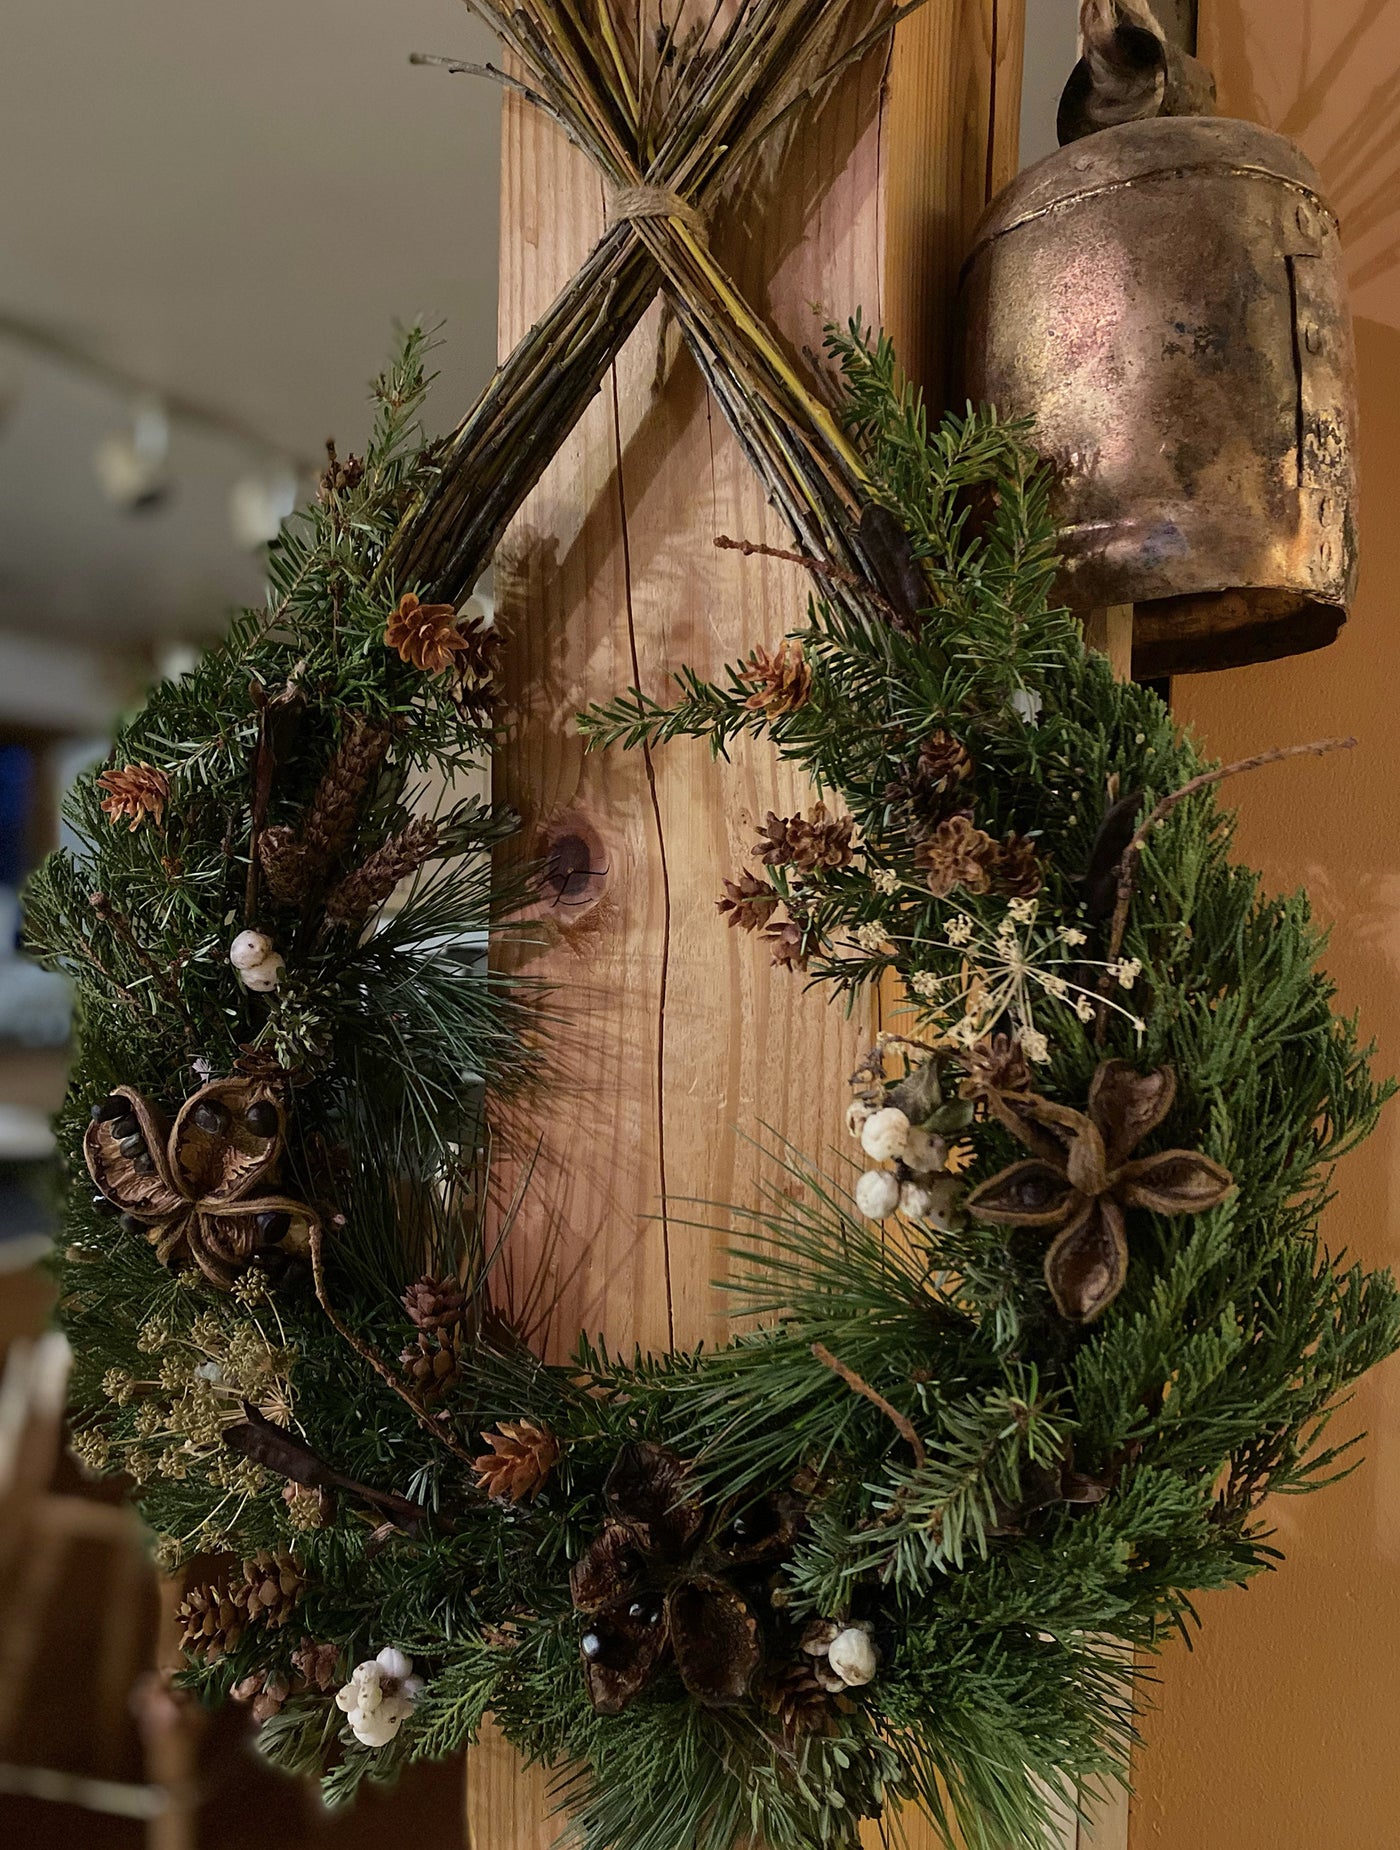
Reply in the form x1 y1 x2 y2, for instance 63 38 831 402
33 325 1400 1850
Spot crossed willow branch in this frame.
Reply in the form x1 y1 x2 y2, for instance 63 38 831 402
386 0 937 628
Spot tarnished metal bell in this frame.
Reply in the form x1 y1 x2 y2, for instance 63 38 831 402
960 113 1358 676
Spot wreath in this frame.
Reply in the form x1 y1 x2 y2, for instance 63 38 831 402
35 8 1399 1850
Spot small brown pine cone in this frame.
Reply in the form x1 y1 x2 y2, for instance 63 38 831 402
401 1331 462 1402
717 870 779 933
916 729 974 792
762 1658 834 1743
473 1419 561 1503
317 440 364 501
97 763 169 831
403 1273 468 1333
302 721 393 870
323 817 440 927
232 1669 292 1726
258 825 314 906
960 1033 1033 1100
991 832 1044 899
754 811 801 867
739 641 812 718
385 592 468 673
291 1638 342 1693
789 805 854 875
448 614 504 718
764 917 808 970
233 1549 305 1632
175 1581 245 1664
916 814 997 899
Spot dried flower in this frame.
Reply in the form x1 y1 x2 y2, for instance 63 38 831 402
98 762 169 831
384 591 470 673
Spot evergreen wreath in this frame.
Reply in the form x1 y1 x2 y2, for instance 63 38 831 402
28 6 1400 1848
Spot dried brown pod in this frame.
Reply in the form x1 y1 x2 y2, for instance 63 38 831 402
84 1079 318 1291
964 1061 1234 1323
569 1442 802 1716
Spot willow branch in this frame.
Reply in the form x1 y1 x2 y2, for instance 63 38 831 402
1106 735 1359 963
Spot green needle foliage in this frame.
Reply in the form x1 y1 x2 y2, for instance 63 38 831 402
30 319 1400 1850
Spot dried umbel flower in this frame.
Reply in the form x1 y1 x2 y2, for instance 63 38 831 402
472 1419 561 1503
97 762 169 831
384 591 470 673
739 641 812 717
716 870 778 932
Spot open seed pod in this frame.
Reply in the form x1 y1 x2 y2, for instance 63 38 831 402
85 1078 318 1290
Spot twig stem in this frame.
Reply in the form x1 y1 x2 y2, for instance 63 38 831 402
811 1341 926 1469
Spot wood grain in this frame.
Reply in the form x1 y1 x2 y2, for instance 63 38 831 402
472 7 1028 1846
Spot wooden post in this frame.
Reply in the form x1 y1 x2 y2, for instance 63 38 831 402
473 7 1026 1846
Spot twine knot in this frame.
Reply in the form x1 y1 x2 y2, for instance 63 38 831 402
608 184 708 238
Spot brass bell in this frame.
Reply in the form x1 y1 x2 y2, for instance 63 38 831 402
959 8 1358 677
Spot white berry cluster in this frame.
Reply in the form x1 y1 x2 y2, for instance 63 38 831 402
848 1100 960 1227
229 929 285 994
335 1646 423 1748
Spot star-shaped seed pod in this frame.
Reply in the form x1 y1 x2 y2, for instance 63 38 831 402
569 1441 803 1716
85 1079 318 1291
963 1060 1233 1324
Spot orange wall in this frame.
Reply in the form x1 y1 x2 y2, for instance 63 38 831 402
1131 5 1400 1847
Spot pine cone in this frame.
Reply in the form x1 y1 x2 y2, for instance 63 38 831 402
258 825 314 906
302 721 393 870
175 1582 246 1664
97 762 169 831
385 592 469 673
916 729 974 792
448 609 504 718
762 1658 834 1742
740 641 811 717
323 817 440 927
960 1033 1032 1099
764 917 808 970
401 1331 461 1402
232 1668 292 1726
991 832 1043 899
403 1273 468 1333
716 870 778 933
233 1549 305 1632
318 440 364 500
753 807 853 874
291 1638 342 1693
916 814 997 899
473 1419 561 1503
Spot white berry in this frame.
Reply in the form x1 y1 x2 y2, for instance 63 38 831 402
827 1624 878 1687
854 1169 901 1220
902 1173 962 1231
902 1126 948 1176
239 954 284 993
229 930 275 971
860 1107 910 1163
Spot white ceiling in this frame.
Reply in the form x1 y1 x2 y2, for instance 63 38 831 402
0 1 502 649
0 1 1085 666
